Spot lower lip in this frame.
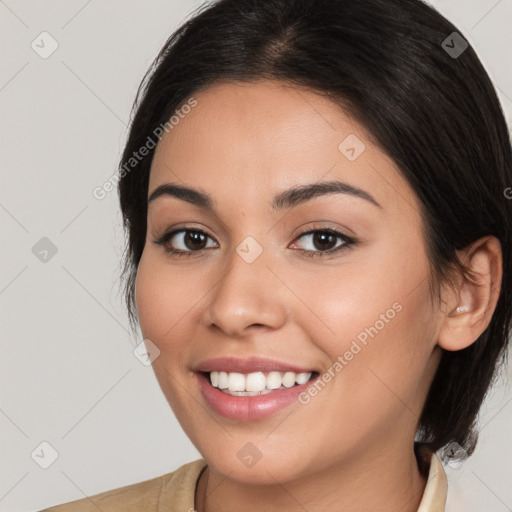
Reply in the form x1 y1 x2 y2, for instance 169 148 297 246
196 372 318 421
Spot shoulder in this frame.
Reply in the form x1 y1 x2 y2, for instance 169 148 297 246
39 458 207 512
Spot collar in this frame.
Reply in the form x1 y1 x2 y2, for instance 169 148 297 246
416 443 448 511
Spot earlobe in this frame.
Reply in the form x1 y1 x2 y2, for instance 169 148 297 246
437 236 502 352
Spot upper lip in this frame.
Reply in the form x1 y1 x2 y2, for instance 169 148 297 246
193 357 317 374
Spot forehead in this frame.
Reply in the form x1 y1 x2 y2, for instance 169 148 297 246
148 80 416 215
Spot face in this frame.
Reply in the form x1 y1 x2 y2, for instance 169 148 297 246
135 80 443 483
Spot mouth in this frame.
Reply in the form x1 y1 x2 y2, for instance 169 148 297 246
201 370 320 396
196 369 321 421
193 356 322 420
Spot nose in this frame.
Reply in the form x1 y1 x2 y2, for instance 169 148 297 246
201 243 287 337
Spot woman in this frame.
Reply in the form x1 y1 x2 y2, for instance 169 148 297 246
42 0 511 510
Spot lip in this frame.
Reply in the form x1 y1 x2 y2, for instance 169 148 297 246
193 356 317 374
194 357 320 421
196 372 319 421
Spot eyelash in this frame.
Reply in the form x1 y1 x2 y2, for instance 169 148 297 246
153 226 356 259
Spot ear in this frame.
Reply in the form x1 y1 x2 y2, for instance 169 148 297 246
437 235 503 351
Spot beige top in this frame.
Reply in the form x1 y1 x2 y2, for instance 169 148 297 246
41 445 447 511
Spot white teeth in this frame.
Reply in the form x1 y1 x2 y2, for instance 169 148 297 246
266 371 282 389
296 372 311 385
245 372 266 392
208 370 313 394
228 372 245 391
217 371 229 389
282 372 296 388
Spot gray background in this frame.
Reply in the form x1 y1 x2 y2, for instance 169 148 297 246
0 0 511 510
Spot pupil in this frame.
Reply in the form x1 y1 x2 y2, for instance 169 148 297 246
186 231 206 250
315 232 335 251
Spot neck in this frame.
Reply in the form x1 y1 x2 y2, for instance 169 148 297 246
196 438 428 512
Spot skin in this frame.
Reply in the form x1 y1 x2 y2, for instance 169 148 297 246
134 80 502 512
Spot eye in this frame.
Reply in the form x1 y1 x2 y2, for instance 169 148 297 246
153 226 356 259
290 228 356 258
153 228 218 257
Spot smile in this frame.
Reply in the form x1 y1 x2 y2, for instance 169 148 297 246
194 357 321 420
207 370 316 395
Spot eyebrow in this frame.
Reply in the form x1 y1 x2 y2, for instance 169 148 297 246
147 180 382 211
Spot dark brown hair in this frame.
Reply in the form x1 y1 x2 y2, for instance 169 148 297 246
117 0 512 461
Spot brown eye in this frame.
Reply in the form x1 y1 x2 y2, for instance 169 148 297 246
154 228 218 256
291 228 355 258
182 230 208 250
311 231 338 251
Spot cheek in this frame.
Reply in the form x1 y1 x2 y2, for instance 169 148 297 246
288 225 427 340
290 237 436 409
290 279 436 454
134 254 203 421
134 254 195 345
134 257 161 338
